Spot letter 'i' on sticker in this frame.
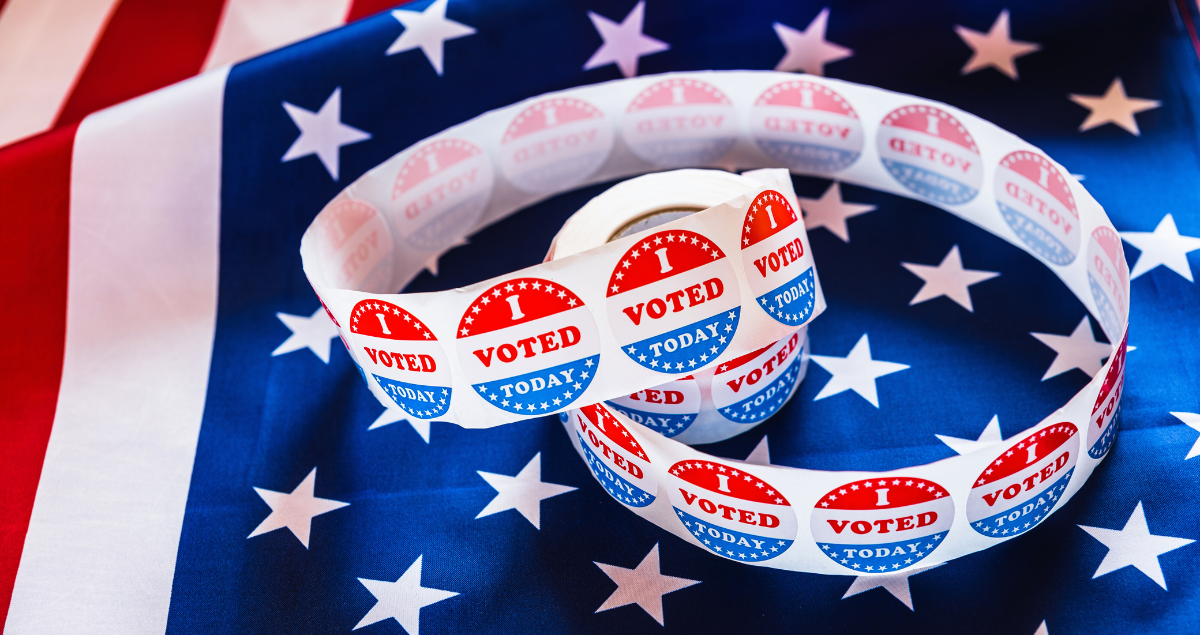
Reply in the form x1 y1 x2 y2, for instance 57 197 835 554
740 190 816 327
349 299 453 420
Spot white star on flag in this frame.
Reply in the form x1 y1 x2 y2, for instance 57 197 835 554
387 0 476 76
248 468 349 549
936 415 1003 455
901 245 999 312
1030 317 1111 381
1171 412 1200 460
1034 620 1050 635
772 8 853 76
354 555 459 633
369 404 432 444
1079 501 1194 590
475 452 576 529
272 307 340 363
281 87 371 181
954 10 1040 80
584 1 669 78
799 181 876 243
1121 214 1200 282
594 543 700 626
1069 78 1161 135
743 435 771 465
810 334 909 407
841 563 943 610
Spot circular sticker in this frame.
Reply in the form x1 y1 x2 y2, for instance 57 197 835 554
622 77 739 168
349 300 452 419
740 190 815 326
968 423 1079 538
457 277 601 414
499 97 614 194
606 229 741 373
1086 226 1129 342
667 460 796 562
391 138 495 251
750 80 863 173
312 199 394 292
812 477 954 572
878 105 982 205
573 404 657 507
605 375 701 438
995 152 1081 265
712 332 804 424
1089 330 1126 458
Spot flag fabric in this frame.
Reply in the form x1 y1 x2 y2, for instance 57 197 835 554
2 1 1199 633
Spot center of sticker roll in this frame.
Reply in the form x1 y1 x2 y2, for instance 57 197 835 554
740 190 816 326
812 477 954 573
457 277 601 414
350 300 452 420
667 460 797 562
574 404 657 507
606 229 741 373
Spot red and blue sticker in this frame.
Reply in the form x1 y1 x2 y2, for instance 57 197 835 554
995 151 1080 265
391 138 495 251
457 277 601 415
605 375 701 438
350 299 452 419
667 460 797 562
811 477 954 572
312 199 394 292
1089 331 1126 458
968 423 1079 537
499 97 614 194
712 333 804 424
574 404 657 507
606 229 741 373
1086 226 1129 344
750 80 863 174
740 190 815 326
622 77 738 168
877 105 982 205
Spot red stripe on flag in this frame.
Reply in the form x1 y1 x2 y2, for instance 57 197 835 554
0 124 77 626
346 0 418 23
54 0 227 127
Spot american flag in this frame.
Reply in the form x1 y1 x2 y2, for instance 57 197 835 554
1 0 1198 633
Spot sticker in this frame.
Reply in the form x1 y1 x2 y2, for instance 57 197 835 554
878 105 982 205
606 229 741 373
968 423 1079 538
350 300 452 419
499 97 614 194
391 138 495 251
812 477 954 572
740 190 816 326
667 460 796 562
751 80 863 173
622 77 739 168
312 199 394 291
605 375 701 438
574 404 657 507
1086 226 1129 342
995 152 1080 265
457 277 601 414
1089 330 1126 458
712 332 804 423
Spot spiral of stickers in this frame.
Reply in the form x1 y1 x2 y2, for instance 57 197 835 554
301 70 1130 575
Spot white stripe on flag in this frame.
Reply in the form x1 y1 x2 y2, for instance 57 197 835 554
6 67 229 634
203 0 353 70
0 0 121 147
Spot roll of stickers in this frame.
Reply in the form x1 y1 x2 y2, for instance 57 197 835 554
547 169 809 445
300 71 1129 575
